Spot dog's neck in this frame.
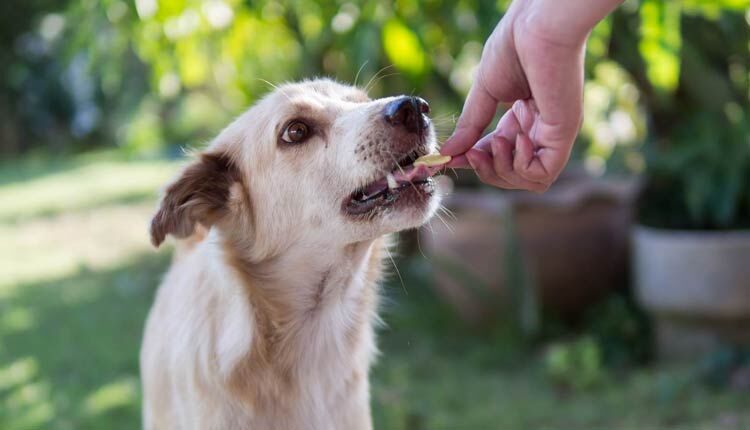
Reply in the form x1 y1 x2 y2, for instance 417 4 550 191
224 233 375 307
214 228 385 373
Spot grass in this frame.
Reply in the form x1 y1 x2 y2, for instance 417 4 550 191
1 151 748 430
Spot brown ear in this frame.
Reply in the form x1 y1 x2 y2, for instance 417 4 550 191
150 151 240 247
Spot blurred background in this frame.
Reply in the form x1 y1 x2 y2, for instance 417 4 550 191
1 0 749 429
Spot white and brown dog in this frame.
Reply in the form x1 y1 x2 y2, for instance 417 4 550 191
140 79 443 430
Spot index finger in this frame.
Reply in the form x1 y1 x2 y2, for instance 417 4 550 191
440 72 500 157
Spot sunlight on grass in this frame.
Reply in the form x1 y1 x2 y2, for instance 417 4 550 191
0 203 172 297
0 158 181 223
0 250 168 430
0 357 38 391
0 153 180 298
82 377 138 417
2 381 55 430
0 153 172 429
0 306 36 334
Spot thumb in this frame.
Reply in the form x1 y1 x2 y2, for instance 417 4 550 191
440 72 499 158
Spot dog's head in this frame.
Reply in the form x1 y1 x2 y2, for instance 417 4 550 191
150 79 441 254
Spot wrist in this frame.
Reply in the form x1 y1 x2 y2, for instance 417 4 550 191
514 0 623 46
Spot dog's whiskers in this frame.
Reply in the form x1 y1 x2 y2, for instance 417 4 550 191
256 78 293 103
438 204 457 221
353 60 369 88
433 210 454 234
385 246 408 296
366 72 401 94
429 114 459 123
383 151 408 177
364 69 400 94
424 218 437 244
415 225 431 261
362 65 393 94
257 78 279 91
384 151 422 195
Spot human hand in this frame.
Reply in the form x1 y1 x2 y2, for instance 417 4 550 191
441 0 622 192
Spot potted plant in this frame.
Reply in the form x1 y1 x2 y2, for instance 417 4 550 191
634 112 750 359
631 9 750 360
421 168 639 326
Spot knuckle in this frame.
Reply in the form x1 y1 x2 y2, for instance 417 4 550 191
521 169 548 182
497 172 519 186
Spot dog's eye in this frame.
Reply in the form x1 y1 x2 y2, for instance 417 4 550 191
281 121 310 144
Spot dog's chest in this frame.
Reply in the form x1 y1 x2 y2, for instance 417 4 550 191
221 255 380 416
271 269 378 384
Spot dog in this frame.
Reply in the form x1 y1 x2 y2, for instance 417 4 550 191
140 79 442 430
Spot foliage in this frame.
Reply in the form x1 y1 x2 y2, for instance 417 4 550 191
558 0 750 228
542 295 651 392
697 345 750 388
1 0 748 227
0 0 503 156
624 3 750 229
544 337 607 391
639 108 750 229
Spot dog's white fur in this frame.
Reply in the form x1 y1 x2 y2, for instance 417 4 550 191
140 79 440 430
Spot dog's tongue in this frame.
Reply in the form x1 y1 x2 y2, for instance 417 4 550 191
360 164 442 197
393 164 439 183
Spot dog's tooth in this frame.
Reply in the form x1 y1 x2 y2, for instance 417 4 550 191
386 173 398 189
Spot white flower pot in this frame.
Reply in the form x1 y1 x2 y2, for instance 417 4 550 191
633 225 750 359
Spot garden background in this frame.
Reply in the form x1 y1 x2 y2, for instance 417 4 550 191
1 0 749 429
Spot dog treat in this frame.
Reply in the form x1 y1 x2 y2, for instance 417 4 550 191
413 153 451 167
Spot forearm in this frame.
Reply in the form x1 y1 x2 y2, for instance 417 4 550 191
513 0 624 45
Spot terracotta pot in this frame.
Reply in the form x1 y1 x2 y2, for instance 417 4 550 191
421 172 639 324
633 226 750 359
419 191 511 324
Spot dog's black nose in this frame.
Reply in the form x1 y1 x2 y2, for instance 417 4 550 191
384 96 430 133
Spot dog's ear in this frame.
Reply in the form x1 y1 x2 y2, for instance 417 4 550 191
150 151 240 247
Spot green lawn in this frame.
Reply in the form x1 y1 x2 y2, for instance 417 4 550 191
1 152 748 430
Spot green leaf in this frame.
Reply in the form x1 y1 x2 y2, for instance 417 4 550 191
176 38 209 88
639 0 682 93
683 0 750 17
587 16 612 60
382 19 427 78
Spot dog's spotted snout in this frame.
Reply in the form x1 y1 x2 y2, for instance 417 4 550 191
384 96 430 133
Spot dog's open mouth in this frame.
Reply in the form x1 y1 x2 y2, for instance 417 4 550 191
344 150 443 216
